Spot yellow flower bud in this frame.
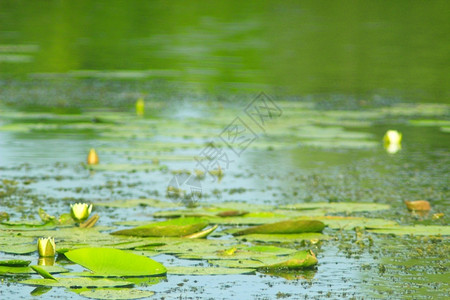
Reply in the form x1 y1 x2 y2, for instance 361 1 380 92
87 148 99 165
71 203 93 222
383 130 402 145
38 237 56 257
136 98 145 116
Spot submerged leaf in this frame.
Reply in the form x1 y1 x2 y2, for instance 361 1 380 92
233 219 325 236
65 247 166 276
111 217 208 237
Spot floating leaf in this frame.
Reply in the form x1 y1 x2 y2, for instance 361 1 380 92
166 266 255 275
184 225 218 239
294 216 398 230
209 259 264 269
258 250 318 270
0 259 31 267
217 210 249 217
0 265 67 275
405 200 431 211
233 220 325 236
281 202 390 213
111 218 208 237
65 248 166 276
20 277 134 288
30 265 57 280
0 244 36 254
368 225 450 236
80 288 155 300
235 233 328 243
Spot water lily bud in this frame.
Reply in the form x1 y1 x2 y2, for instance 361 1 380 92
383 130 402 154
136 98 145 116
87 148 99 165
71 203 93 222
383 130 402 145
38 237 56 257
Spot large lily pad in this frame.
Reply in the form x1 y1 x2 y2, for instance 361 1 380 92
111 217 209 237
80 288 155 300
65 248 167 276
233 219 325 236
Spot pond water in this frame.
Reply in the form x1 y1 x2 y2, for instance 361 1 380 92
0 1 449 299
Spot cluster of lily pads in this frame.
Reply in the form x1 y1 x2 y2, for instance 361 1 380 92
1 198 448 299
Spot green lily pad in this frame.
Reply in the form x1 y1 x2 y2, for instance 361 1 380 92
294 216 398 230
80 288 155 300
281 202 390 213
233 220 325 236
166 266 255 275
30 265 57 280
367 225 450 236
0 265 67 275
208 259 265 269
258 250 318 270
0 259 31 267
235 233 328 243
111 217 209 237
20 277 135 288
65 248 167 276
0 244 36 254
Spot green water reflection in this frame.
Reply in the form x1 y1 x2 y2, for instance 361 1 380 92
0 0 448 104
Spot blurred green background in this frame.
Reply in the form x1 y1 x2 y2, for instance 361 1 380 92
0 0 448 108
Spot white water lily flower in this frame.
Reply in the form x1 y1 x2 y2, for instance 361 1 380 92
71 203 93 221
38 237 56 257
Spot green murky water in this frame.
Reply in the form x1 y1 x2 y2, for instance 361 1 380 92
0 1 449 299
